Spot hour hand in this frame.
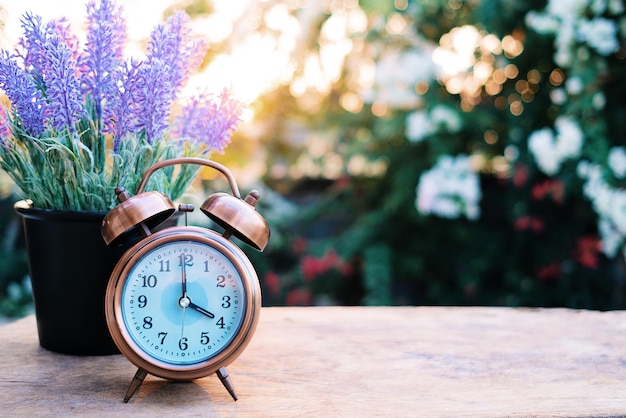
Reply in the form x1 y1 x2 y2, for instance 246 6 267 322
188 301 215 318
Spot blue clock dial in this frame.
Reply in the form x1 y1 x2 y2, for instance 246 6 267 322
120 239 246 365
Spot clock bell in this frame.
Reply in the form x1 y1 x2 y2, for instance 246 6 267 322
102 157 270 250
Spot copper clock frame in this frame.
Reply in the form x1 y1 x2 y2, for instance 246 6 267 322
105 226 261 381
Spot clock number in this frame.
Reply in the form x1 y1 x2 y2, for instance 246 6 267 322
179 337 188 351
159 260 170 272
221 295 231 308
216 317 225 329
137 295 147 308
143 316 153 329
200 332 210 345
141 274 157 288
158 332 167 344
204 260 209 272
216 275 226 288
179 253 193 266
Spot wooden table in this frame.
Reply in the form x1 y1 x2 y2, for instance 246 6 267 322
1 307 626 417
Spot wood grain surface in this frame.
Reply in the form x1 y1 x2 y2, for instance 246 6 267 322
1 306 626 417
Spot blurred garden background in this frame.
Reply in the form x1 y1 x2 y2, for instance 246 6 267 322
1 0 626 318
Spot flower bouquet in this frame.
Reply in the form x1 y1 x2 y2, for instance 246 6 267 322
0 0 244 355
0 0 243 211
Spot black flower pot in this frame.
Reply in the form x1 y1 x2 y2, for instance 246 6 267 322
14 200 137 355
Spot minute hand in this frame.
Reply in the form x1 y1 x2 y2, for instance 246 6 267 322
180 253 187 297
188 301 215 319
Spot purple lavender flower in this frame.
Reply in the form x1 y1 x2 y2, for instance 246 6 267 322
132 58 174 143
13 12 84 133
41 34 85 132
0 51 46 136
147 10 206 94
106 59 141 149
17 13 48 88
79 0 126 126
106 58 173 147
172 88 243 154
47 18 80 60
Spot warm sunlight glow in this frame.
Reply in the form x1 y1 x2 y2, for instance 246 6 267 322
1 0 368 118
2 0 175 52
432 24 523 111
185 33 295 104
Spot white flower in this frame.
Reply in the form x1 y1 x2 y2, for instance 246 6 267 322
610 190 626 234
554 116 584 159
405 110 434 142
577 17 620 55
609 0 625 14
504 144 520 161
599 218 622 257
431 197 460 219
592 92 607 109
363 47 436 109
528 128 560 175
415 154 481 220
430 104 463 133
525 11 561 34
590 0 610 14
527 117 584 176
579 162 626 257
405 105 463 143
554 46 575 68
547 0 588 19
525 0 621 69
416 169 438 214
609 147 626 178
577 160 592 178
555 19 577 48
550 88 568 105
565 76 584 95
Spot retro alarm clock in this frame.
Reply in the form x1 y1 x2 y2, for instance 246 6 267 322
101 157 270 403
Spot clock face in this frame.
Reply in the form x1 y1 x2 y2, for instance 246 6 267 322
106 227 260 379
121 239 245 365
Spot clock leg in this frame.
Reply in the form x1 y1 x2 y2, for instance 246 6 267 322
123 367 148 403
216 367 238 401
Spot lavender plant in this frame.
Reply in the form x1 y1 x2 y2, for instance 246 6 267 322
0 0 243 211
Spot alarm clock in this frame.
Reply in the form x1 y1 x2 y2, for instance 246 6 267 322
101 157 270 403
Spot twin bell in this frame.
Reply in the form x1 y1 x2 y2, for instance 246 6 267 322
101 157 270 252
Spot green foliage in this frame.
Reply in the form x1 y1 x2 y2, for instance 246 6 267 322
249 0 626 309
0 123 204 211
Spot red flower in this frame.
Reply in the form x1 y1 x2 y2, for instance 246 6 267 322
574 236 602 269
513 215 544 233
322 249 339 269
333 175 351 191
286 288 313 306
512 164 529 188
532 179 564 204
301 255 323 282
530 217 544 233
340 262 355 277
292 237 308 255
537 262 561 281
514 215 531 231
263 271 281 295
300 248 352 282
